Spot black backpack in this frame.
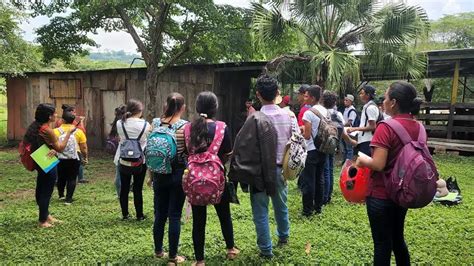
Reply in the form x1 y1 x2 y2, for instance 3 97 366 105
348 108 361 127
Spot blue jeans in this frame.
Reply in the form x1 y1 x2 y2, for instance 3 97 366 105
153 169 186 258
114 165 121 197
323 154 334 204
343 140 354 162
77 164 85 181
250 167 289 257
366 197 410 266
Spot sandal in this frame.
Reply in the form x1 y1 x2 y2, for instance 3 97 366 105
226 247 240 260
155 251 169 259
38 221 54 228
168 255 186 265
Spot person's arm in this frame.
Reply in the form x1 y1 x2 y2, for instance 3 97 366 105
347 106 377 133
50 128 75 152
303 120 312 140
356 146 388 172
79 142 88 163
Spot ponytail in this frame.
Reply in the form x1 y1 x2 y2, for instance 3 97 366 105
410 98 423 116
388 81 422 115
122 99 143 122
189 91 218 153
163 92 185 118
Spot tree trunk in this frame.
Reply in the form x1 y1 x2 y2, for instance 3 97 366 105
145 62 160 120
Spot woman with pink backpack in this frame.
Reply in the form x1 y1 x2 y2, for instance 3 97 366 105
356 81 437 265
183 91 240 265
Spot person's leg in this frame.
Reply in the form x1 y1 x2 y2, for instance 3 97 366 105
314 152 326 213
119 165 133 218
298 150 317 216
271 167 289 241
327 154 334 204
132 165 146 219
168 174 186 259
214 199 235 250
65 160 80 202
366 197 394 266
192 205 207 262
153 173 170 255
57 160 67 198
323 156 330 204
346 140 354 161
250 190 272 257
391 205 410 266
37 167 58 223
114 165 121 198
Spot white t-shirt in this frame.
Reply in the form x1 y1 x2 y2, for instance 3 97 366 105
302 104 328 151
329 108 345 125
114 117 151 165
343 106 357 126
358 101 379 144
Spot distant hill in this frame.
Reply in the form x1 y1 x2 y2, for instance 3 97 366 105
88 50 142 64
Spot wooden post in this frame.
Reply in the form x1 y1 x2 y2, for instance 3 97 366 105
447 60 460 139
462 76 467 103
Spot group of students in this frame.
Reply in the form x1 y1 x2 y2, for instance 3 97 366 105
24 74 432 265
23 104 88 228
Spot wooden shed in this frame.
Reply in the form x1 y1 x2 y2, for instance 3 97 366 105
6 62 265 148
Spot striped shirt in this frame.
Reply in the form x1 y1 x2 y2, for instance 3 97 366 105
260 104 296 165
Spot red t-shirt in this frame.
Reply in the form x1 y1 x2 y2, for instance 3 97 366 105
368 114 421 199
298 105 311 126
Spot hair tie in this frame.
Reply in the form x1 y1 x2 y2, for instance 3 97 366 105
199 113 208 118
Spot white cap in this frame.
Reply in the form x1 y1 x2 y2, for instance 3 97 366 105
345 94 355 102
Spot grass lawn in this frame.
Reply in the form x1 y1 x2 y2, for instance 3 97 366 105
0 148 472 264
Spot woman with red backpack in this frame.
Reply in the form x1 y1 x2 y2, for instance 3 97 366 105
184 91 240 265
23 103 76 228
149 93 188 264
356 81 425 265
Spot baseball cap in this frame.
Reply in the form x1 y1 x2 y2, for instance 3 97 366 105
294 84 309 94
282 95 290 105
345 94 355 102
362 85 376 98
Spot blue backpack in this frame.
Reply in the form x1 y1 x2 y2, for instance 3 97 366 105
146 119 187 174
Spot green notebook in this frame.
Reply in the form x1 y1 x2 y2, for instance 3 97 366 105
30 144 60 173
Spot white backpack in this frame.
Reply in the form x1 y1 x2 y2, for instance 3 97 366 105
57 128 79 160
282 110 307 180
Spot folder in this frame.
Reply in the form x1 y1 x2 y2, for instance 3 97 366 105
30 144 60 173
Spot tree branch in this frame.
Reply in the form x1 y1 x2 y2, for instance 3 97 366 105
115 6 151 64
156 24 202 76
265 54 312 73
151 3 171 60
335 25 367 49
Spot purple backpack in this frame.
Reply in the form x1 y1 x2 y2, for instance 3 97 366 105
381 119 438 209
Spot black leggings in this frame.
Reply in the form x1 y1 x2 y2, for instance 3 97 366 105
192 199 234 261
119 164 147 218
36 166 58 222
366 197 410 266
57 159 80 200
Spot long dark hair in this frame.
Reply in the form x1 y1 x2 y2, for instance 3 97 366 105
110 105 126 137
62 104 75 113
190 91 218 153
24 103 56 149
388 81 423 115
62 111 76 124
122 99 143 122
162 92 185 119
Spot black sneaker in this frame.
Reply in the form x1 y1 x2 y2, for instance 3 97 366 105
122 215 131 220
259 253 274 259
277 238 289 247
64 199 73 205
137 215 147 221
78 180 89 184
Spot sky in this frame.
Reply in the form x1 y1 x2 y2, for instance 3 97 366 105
19 0 474 54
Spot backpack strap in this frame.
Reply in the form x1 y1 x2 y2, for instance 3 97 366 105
58 127 65 135
136 121 147 141
121 121 130 140
381 119 416 145
208 121 226 155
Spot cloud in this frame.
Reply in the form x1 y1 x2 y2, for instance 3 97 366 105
441 0 462 15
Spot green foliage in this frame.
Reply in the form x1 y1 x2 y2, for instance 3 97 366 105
0 3 41 75
0 94 6 144
431 12 474 49
252 1 430 89
0 149 473 264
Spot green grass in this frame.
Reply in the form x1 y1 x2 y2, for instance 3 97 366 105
0 149 473 264
0 94 6 144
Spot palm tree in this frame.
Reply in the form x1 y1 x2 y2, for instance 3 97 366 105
252 0 429 91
